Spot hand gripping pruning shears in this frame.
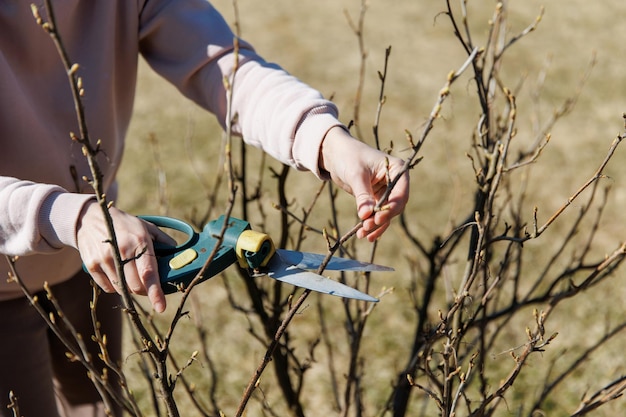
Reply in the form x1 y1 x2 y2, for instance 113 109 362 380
141 215 392 302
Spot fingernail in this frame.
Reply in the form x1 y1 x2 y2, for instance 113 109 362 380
359 204 374 219
155 301 166 313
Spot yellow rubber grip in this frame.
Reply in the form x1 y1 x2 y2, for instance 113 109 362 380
235 230 276 269
168 248 198 270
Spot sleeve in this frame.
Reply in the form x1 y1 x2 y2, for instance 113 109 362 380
0 177 95 256
137 0 342 178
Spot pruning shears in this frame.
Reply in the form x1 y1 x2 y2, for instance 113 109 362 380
140 215 392 302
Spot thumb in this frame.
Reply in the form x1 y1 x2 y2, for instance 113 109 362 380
351 176 376 221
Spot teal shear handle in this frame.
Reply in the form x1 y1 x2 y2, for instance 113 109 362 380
82 215 264 294
140 215 251 294
139 215 197 254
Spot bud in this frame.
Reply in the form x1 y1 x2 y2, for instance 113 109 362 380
30 4 42 25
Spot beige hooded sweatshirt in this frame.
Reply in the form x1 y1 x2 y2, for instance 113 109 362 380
0 0 342 299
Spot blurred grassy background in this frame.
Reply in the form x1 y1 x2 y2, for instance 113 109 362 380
118 0 626 415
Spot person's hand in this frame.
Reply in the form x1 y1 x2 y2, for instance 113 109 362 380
319 126 410 241
77 201 175 313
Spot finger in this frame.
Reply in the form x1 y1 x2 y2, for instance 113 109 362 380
85 265 116 293
359 221 390 242
123 257 148 296
358 217 377 239
98 253 127 295
361 217 378 233
375 171 410 222
373 205 396 228
143 221 178 247
133 243 166 313
358 216 390 240
347 172 376 220
357 193 376 221
147 282 166 314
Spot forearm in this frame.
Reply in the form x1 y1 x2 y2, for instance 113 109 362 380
0 176 94 256
138 0 344 177
230 59 344 177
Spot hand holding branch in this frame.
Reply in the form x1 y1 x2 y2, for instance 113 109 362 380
320 126 410 241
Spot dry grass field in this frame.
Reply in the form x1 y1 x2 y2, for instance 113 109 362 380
116 1 626 415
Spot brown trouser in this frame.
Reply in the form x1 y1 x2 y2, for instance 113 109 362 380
0 270 123 417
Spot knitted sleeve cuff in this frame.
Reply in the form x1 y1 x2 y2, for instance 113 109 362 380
38 192 97 250
293 107 345 180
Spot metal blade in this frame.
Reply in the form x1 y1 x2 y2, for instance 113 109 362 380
276 249 394 272
265 255 379 302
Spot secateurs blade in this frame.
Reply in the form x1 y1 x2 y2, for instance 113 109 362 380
140 215 392 302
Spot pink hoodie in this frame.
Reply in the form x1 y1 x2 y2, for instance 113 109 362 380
0 0 341 299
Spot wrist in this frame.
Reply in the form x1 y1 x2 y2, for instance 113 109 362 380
319 125 354 178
